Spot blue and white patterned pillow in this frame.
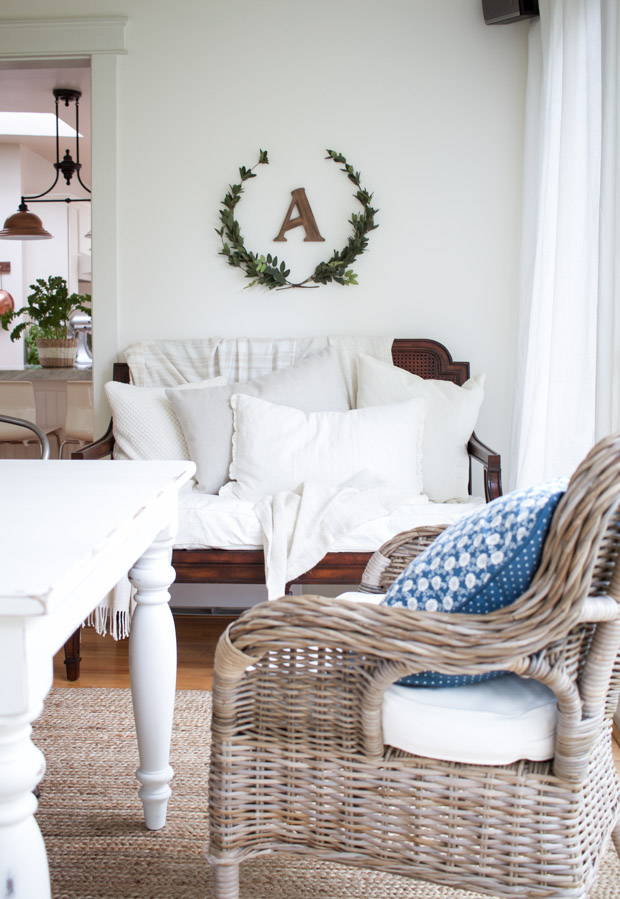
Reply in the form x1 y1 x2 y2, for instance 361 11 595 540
381 478 567 687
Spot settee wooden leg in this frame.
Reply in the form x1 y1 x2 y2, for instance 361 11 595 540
63 626 82 681
213 862 239 899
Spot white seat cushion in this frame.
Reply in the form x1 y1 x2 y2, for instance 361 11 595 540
383 675 557 765
174 490 482 551
336 591 558 765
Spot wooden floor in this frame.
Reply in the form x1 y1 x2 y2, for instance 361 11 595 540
53 614 620 774
53 614 230 691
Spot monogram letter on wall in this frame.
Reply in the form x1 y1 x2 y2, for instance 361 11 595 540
273 187 325 242
218 149 378 289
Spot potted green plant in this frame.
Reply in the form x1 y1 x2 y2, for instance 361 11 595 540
0 275 91 368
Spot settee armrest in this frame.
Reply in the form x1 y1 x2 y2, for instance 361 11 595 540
69 417 503 503
70 419 115 460
468 431 502 501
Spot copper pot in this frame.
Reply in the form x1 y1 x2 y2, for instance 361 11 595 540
0 289 14 316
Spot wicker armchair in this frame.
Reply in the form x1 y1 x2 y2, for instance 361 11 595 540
208 435 620 898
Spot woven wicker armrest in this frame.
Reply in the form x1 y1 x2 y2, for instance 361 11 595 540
219 584 620 778
226 591 619 692
216 595 532 767
225 593 572 680
359 525 448 593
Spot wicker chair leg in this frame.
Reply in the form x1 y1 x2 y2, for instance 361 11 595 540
612 820 620 857
212 862 239 899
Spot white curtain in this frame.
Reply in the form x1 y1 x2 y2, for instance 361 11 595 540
510 0 620 489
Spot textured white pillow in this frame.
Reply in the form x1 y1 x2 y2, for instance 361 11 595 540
356 354 485 502
167 348 349 494
105 377 226 461
228 393 427 501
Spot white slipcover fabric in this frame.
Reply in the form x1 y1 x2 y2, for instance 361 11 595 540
175 487 481 551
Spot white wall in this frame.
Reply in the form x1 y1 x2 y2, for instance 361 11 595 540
0 0 528 483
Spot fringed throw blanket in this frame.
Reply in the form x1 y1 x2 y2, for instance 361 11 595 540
87 575 132 639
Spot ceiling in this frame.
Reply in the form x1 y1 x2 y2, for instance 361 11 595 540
0 60 91 187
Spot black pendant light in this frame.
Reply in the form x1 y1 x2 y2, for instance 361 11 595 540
0 88 91 241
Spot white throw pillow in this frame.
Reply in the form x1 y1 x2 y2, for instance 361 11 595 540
167 348 350 494
228 393 427 501
356 353 485 502
105 377 226 461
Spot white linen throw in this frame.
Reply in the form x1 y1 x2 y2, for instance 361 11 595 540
254 474 428 599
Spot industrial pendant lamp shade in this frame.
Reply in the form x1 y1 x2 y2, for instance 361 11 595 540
0 203 53 240
0 87 90 241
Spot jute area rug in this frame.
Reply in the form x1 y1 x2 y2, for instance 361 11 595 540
33 688 620 899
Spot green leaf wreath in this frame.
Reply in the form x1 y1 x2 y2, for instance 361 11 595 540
216 149 378 290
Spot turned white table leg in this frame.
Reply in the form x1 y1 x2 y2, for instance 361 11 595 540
0 711 50 898
128 525 177 831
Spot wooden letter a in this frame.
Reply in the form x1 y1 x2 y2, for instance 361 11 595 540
274 187 325 242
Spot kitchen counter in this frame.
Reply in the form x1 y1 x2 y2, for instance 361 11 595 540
0 371 93 458
0 368 92 380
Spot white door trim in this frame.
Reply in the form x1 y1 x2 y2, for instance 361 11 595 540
0 16 127 434
0 17 127 57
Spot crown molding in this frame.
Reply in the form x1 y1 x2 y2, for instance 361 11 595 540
0 17 127 58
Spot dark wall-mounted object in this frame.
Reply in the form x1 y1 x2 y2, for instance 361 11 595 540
482 0 539 24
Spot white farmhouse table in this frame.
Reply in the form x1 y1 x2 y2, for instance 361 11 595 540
0 459 195 899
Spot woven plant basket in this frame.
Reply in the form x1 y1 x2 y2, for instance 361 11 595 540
36 337 78 368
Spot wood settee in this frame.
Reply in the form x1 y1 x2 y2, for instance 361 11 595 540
63 338 502 680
